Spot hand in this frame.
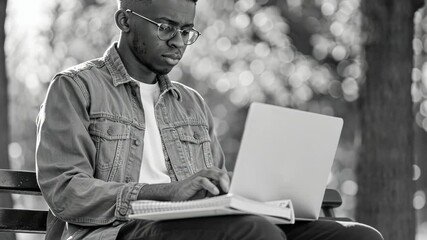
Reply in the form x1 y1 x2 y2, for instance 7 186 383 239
170 167 231 201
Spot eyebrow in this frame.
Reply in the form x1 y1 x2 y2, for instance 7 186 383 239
155 17 194 28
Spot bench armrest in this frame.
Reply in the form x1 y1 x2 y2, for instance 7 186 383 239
321 188 343 218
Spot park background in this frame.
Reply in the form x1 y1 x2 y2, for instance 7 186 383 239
0 0 425 239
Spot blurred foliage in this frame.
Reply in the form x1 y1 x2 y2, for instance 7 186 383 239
6 0 414 231
5 0 364 221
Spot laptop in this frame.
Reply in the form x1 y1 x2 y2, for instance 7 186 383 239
229 102 343 220
130 102 343 223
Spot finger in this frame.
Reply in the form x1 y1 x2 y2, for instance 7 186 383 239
193 177 219 195
218 171 230 193
190 190 209 200
196 168 230 193
205 170 230 194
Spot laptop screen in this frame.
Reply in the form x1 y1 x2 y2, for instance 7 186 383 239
229 102 343 220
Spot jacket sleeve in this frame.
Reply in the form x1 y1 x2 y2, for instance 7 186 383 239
36 74 145 226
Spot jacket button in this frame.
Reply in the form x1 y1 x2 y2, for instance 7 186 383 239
134 139 141 146
193 133 199 139
125 177 132 183
119 208 127 216
107 128 114 135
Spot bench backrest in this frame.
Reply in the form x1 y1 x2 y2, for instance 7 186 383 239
0 170 47 233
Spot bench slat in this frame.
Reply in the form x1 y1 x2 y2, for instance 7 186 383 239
0 209 47 234
0 170 41 195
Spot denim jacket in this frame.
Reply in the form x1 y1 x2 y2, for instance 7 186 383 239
36 43 226 240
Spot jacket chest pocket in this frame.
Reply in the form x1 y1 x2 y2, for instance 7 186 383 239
175 124 214 173
89 119 131 181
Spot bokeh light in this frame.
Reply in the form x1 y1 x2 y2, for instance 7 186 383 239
6 0 421 236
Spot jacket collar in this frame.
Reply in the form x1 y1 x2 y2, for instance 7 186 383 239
103 42 182 101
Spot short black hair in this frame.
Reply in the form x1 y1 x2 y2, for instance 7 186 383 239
117 0 197 10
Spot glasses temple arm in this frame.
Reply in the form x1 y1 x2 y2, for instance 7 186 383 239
125 9 161 27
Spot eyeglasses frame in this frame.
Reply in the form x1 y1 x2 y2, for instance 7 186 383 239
125 9 201 45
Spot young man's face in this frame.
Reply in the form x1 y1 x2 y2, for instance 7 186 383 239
127 0 196 75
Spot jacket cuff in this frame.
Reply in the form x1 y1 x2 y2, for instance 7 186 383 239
115 182 146 220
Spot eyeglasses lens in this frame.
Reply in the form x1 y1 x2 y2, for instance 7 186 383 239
157 24 198 45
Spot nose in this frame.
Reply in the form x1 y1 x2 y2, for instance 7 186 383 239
167 30 186 48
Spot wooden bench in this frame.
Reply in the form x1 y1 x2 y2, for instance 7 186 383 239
0 169 344 234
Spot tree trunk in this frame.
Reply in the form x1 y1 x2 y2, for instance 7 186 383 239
358 1 421 239
413 2 427 228
0 0 16 239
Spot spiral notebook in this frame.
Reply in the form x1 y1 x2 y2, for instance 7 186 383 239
129 194 294 224
129 102 343 223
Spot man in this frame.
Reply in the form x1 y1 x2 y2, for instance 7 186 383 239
36 0 383 239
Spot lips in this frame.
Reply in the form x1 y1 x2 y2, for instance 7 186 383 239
162 53 182 66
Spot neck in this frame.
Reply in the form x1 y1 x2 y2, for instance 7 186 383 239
116 38 157 84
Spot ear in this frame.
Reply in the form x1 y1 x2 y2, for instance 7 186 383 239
115 9 130 32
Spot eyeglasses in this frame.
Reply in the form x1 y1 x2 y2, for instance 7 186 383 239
126 9 201 45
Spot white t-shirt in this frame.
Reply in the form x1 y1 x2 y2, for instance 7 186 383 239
133 79 171 184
